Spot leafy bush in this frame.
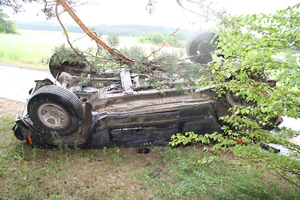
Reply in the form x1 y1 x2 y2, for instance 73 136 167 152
174 2 300 186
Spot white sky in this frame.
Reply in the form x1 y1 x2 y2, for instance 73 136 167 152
4 0 300 30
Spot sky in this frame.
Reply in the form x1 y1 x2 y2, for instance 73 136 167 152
4 0 300 30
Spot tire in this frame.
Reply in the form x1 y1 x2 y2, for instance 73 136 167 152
27 85 83 136
49 48 87 80
186 30 217 64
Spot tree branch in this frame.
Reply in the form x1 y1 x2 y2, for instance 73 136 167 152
56 0 135 65
272 171 300 188
55 1 79 55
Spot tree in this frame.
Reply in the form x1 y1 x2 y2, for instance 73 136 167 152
167 33 184 47
213 4 300 185
214 4 300 118
137 32 184 47
150 32 165 44
107 32 120 48
210 3 300 140
171 2 300 186
0 9 17 33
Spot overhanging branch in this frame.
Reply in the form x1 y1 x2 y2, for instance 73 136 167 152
56 0 135 65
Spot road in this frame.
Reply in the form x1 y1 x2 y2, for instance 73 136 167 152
0 63 54 102
0 63 299 146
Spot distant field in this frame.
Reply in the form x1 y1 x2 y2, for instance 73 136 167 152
0 30 140 69
0 29 185 69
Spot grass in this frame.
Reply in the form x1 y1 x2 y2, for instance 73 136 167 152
0 29 185 70
0 30 140 69
0 29 181 70
1 115 299 199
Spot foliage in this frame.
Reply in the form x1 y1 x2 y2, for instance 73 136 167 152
0 9 17 34
162 3 300 189
107 32 120 47
51 44 87 67
53 0 300 188
51 32 203 91
138 32 185 48
168 3 300 186
169 132 210 147
214 3 300 116
168 33 184 48
209 4 300 144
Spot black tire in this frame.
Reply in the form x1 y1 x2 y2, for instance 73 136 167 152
186 30 217 64
27 85 83 136
49 48 87 80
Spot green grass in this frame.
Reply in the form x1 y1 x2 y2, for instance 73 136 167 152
0 29 185 70
0 115 299 200
0 30 139 69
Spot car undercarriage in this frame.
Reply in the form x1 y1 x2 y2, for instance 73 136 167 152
12 30 278 149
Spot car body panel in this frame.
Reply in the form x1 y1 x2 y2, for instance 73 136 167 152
13 80 225 148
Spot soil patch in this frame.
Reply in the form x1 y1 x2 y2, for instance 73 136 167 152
0 97 26 117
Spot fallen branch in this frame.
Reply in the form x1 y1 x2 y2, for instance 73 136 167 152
55 1 79 55
56 0 135 65
272 171 300 188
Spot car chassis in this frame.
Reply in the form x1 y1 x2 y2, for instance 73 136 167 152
12 31 273 149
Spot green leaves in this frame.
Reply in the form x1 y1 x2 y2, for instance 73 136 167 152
0 9 17 34
215 3 300 118
205 2 300 182
137 32 184 48
169 132 210 147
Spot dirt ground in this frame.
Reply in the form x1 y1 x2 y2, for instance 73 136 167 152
0 98 26 117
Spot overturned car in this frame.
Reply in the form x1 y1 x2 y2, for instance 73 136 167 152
12 31 276 148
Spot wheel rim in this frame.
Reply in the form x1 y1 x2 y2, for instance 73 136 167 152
195 41 214 63
186 31 217 64
37 103 69 129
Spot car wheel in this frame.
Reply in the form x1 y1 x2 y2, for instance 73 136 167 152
186 30 217 64
49 48 87 79
27 85 83 136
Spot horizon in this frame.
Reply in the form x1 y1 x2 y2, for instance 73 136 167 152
3 0 300 31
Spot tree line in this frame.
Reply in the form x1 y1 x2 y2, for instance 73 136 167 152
15 21 194 40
